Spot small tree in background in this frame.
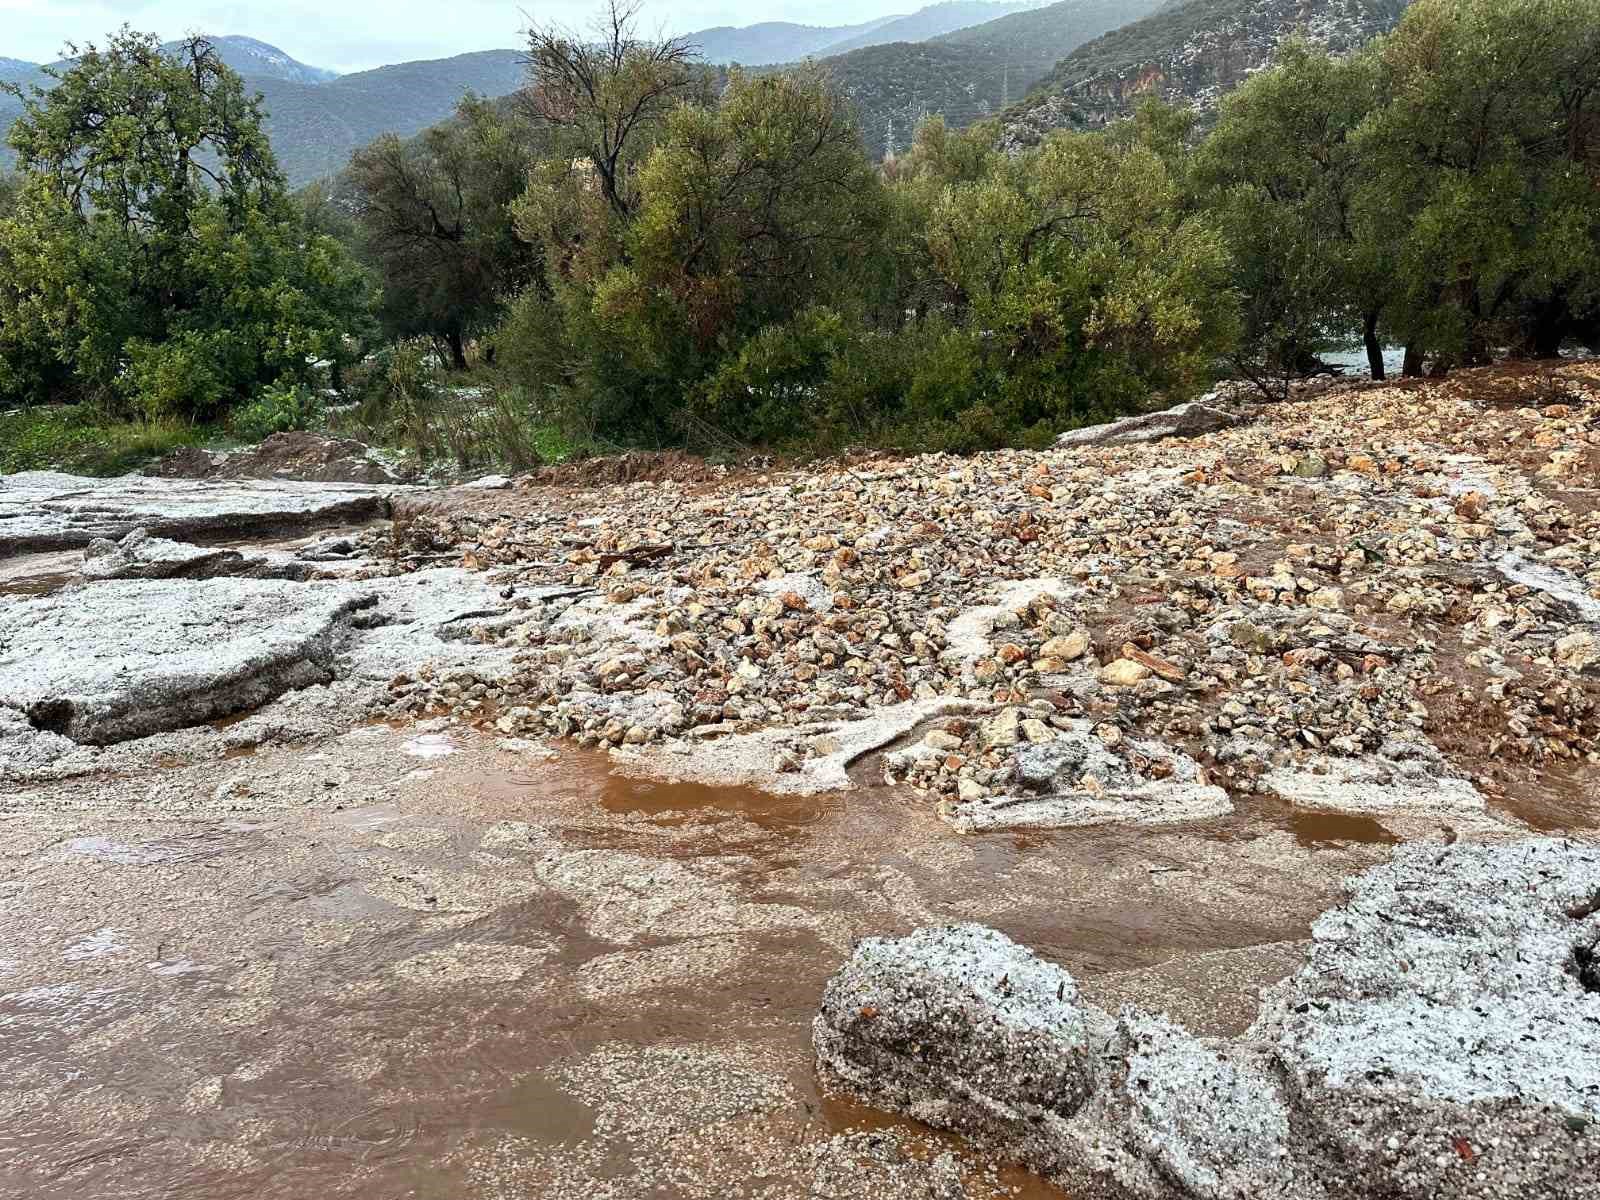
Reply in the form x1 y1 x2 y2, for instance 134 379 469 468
347 95 542 369
524 0 701 222
0 30 370 417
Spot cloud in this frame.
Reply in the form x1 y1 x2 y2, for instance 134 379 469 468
1 0 910 71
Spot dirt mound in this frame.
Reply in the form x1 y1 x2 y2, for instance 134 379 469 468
216 432 398 484
146 445 225 479
529 450 729 488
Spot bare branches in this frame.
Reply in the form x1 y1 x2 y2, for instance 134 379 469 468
523 0 697 218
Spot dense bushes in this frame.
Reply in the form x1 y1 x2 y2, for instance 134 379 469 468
1201 0 1600 388
4 0 1600 465
492 14 1241 453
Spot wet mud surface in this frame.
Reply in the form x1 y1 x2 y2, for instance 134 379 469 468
0 722 1463 1200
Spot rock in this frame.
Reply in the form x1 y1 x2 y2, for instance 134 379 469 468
80 529 247 581
1099 659 1151 687
1293 454 1329 479
1056 400 1246 448
981 708 1022 748
1252 839 1600 1200
1019 718 1055 744
815 840 1600 1200
1044 630 1092 663
0 567 543 757
947 721 1231 831
814 924 1107 1138
0 579 376 745
1262 744 1486 815
1307 587 1345 612
0 471 399 556
612 698 986 796
1555 631 1597 669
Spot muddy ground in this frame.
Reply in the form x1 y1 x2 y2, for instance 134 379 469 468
3 719 1440 1200
3 361 1599 1198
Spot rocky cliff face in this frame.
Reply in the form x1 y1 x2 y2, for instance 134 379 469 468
1006 0 1411 145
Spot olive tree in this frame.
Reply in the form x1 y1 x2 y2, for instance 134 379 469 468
0 31 370 416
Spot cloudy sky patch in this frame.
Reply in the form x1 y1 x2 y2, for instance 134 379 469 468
0 0 905 71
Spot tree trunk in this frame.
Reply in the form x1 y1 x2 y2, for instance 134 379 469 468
1363 311 1385 381
446 328 469 371
1402 343 1424 378
1527 297 1569 359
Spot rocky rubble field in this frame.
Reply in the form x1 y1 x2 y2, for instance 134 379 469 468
383 361 1600 835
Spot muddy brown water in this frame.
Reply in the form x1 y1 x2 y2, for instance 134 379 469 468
0 734 1502 1200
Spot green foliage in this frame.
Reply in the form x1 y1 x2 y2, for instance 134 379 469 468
231 381 328 441
0 31 373 419
903 130 1238 445
1367 0 1600 363
1199 42 1386 389
0 406 209 476
347 95 542 366
339 340 553 472
496 7 1240 456
1199 0 1600 387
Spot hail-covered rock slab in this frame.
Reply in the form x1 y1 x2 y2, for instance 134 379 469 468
0 470 398 556
815 839 1600 1200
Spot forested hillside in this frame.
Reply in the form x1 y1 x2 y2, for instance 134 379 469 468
1007 0 1412 142
816 0 1167 156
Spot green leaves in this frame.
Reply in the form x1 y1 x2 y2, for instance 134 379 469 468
0 31 369 418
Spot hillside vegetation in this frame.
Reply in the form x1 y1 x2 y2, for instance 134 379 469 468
815 0 1167 156
4 0 1597 474
1008 0 1412 140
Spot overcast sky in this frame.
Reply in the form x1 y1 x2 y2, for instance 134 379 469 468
2 0 909 71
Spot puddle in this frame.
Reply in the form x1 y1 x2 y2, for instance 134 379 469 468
401 733 460 759
0 550 80 598
1479 760 1600 831
1289 809 1402 849
59 827 261 866
3 740 1413 1200
595 772 835 829
481 1071 598 1144
0 571 73 597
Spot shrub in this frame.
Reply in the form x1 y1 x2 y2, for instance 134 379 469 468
231 381 327 442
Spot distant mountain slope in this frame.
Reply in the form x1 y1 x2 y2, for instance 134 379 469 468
684 2 1033 66
254 50 526 185
1 45 525 186
1007 0 1412 143
161 34 339 83
820 2 1037 55
685 18 899 65
815 0 1167 157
